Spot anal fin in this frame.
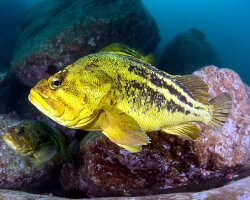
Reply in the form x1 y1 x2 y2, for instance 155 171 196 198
161 123 200 140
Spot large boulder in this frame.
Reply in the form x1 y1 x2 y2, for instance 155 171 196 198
11 0 160 86
193 66 250 168
159 29 220 74
60 66 250 198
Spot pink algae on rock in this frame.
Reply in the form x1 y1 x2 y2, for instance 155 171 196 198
193 66 250 168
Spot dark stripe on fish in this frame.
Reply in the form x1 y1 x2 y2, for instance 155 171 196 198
125 55 196 99
195 106 203 110
128 63 193 108
121 80 165 111
185 110 191 115
166 99 185 113
122 79 186 113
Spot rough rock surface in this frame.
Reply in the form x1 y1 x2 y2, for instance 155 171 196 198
1 176 250 200
0 113 57 189
193 66 250 167
60 66 250 198
159 29 220 74
11 0 160 86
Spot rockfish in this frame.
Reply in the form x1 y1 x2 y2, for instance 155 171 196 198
3 120 68 165
28 44 232 152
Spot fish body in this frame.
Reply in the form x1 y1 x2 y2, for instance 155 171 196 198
29 44 232 152
3 120 68 165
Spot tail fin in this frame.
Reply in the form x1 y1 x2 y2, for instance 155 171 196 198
208 92 232 129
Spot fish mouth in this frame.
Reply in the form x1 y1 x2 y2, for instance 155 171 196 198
3 134 33 155
3 134 20 151
28 88 65 118
29 88 86 128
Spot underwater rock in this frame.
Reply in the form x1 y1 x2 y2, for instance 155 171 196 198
193 66 250 168
11 0 160 86
60 66 249 197
159 29 220 74
1 176 250 200
0 113 58 189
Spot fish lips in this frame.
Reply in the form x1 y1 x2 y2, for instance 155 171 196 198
3 133 22 152
28 88 65 118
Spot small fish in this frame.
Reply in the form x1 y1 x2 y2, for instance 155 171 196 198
3 120 68 166
28 43 232 153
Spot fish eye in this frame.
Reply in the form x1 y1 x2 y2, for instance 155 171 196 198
16 128 24 136
50 78 61 89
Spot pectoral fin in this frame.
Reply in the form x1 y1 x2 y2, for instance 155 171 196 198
161 123 200 140
118 144 142 153
101 106 150 146
32 143 57 166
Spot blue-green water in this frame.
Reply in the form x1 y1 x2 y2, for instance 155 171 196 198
143 0 250 84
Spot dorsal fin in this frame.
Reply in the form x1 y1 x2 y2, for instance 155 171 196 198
101 43 155 65
101 43 143 58
175 75 209 103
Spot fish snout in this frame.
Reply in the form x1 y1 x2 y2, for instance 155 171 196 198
33 79 50 98
3 133 20 151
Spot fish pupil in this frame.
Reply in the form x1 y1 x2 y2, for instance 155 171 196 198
53 80 60 86
17 128 24 136
51 78 61 88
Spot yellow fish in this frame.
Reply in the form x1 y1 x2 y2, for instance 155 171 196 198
3 120 68 165
28 44 232 152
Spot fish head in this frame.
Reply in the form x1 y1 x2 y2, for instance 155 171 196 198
3 123 33 155
28 64 113 128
